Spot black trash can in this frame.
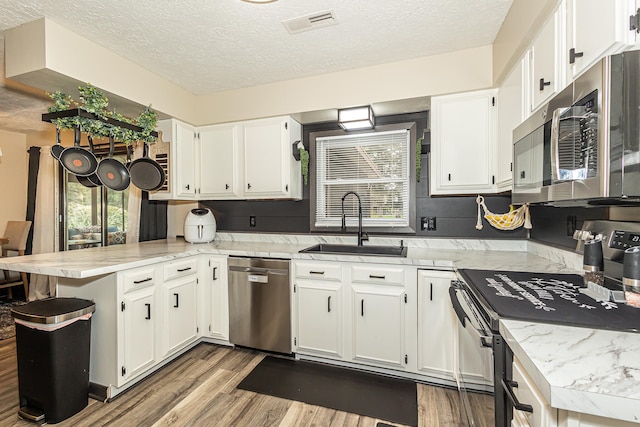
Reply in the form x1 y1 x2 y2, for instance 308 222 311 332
11 297 96 424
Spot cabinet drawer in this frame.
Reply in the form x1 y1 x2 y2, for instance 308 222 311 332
164 258 198 281
295 262 342 281
511 357 557 427
122 266 156 293
351 265 404 285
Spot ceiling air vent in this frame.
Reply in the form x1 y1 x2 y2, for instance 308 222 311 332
282 10 338 35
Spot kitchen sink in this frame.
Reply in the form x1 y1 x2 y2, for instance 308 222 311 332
299 243 408 257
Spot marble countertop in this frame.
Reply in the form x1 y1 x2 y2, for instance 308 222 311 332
501 319 640 423
15 231 637 421
0 233 581 278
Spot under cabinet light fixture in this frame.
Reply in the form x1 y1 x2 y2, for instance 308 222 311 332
242 0 278 3
338 106 375 131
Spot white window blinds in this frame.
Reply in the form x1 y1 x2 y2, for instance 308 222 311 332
315 129 410 228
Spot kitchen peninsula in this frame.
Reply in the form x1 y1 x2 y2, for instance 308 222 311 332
1 233 638 426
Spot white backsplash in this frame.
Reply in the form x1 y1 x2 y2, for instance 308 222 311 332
214 232 579 267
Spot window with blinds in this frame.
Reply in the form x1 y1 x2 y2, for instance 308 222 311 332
315 129 410 228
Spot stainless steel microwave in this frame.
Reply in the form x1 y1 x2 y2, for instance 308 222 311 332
512 50 640 206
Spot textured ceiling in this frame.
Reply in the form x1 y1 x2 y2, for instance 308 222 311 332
0 0 513 132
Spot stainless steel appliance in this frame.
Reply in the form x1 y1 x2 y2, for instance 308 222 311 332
513 50 640 205
228 257 292 354
450 220 640 426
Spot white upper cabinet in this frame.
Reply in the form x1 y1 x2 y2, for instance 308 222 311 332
567 0 636 80
151 116 302 201
496 57 527 191
199 123 241 198
529 3 566 113
241 116 302 199
430 89 498 195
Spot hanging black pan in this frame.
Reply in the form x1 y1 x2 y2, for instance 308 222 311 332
77 136 103 188
96 136 130 191
51 126 64 160
129 141 165 191
59 126 99 176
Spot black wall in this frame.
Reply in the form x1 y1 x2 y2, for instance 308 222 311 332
527 205 609 249
201 112 527 240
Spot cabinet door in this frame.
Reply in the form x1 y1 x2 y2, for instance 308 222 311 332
530 6 565 112
569 0 636 79
199 124 240 198
161 276 198 356
242 118 287 197
430 89 497 195
496 58 526 190
122 286 156 381
417 270 456 380
207 256 229 341
352 284 406 368
295 280 343 358
175 121 198 198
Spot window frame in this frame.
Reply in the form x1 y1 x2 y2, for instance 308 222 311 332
309 122 417 234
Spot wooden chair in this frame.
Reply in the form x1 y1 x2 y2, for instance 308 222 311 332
0 221 32 301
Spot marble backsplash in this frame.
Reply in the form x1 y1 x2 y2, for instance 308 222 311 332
214 232 583 270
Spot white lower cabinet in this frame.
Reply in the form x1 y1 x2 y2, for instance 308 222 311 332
294 261 343 358
121 284 157 381
159 274 198 357
417 270 456 380
511 356 557 427
199 255 229 341
296 279 343 358
293 260 417 374
57 255 214 397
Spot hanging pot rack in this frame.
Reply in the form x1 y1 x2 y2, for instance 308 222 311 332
41 108 158 138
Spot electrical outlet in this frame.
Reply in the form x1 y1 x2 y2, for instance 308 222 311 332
427 217 436 231
421 217 436 231
250 216 256 227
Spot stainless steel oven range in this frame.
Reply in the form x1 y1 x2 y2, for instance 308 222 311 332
450 220 640 426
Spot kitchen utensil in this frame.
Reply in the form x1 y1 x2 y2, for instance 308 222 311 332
129 141 165 191
623 246 640 308
583 238 604 286
59 126 99 177
96 136 130 191
51 126 64 160
77 136 102 188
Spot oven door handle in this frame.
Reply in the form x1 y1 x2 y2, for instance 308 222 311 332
502 379 534 413
448 285 468 328
480 336 493 348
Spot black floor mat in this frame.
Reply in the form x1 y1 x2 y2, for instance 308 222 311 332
237 356 418 426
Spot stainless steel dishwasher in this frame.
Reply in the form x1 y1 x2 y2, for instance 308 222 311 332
228 257 291 354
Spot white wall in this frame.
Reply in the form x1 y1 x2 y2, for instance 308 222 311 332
0 129 28 236
493 0 558 85
6 18 494 126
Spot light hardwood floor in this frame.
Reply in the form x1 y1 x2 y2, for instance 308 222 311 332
0 337 493 426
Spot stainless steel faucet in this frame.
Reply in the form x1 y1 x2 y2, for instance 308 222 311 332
341 191 368 246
